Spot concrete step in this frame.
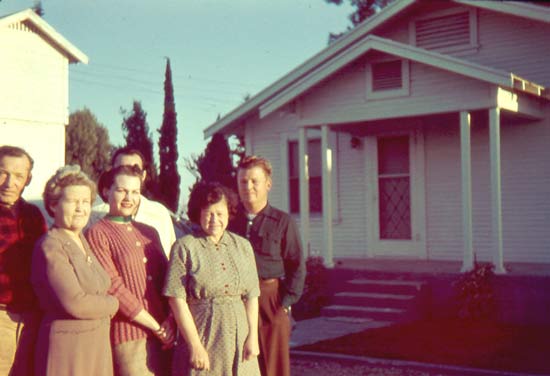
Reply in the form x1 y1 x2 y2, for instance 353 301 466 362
331 291 415 309
321 304 406 321
346 279 424 295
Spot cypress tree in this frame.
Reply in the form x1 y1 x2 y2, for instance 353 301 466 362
158 58 180 212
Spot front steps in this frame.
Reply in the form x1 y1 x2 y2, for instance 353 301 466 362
321 278 426 323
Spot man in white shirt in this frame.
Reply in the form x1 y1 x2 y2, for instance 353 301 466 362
89 147 176 258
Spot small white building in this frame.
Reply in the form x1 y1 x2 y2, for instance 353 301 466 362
205 0 550 272
0 9 88 199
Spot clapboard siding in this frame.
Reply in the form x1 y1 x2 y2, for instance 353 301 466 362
0 26 69 125
300 60 492 125
331 132 368 257
471 10 550 86
231 1 550 265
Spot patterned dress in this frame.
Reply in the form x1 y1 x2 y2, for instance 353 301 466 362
164 231 260 376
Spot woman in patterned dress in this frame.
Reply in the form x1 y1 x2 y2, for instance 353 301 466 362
164 181 261 375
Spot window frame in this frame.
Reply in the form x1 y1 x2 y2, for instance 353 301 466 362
409 7 479 56
366 58 410 100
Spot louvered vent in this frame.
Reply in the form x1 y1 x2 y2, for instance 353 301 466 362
415 11 470 50
372 60 402 91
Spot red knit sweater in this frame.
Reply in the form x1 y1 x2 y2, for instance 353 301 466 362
86 219 168 346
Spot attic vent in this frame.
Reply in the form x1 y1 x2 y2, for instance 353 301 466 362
415 11 470 50
372 60 402 91
8 22 33 33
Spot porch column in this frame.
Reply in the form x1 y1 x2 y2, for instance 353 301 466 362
489 108 506 274
460 111 474 272
298 127 310 257
321 124 334 267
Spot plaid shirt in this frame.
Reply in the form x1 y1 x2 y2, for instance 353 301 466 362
0 199 47 312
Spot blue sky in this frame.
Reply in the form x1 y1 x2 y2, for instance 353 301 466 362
1 0 353 205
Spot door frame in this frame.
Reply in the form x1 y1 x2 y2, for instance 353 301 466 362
364 129 427 258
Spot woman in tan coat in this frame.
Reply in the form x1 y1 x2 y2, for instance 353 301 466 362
31 165 119 376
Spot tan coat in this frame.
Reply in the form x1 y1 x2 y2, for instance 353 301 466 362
31 228 119 376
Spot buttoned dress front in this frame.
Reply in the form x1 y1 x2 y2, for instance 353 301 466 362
31 228 118 376
164 231 260 376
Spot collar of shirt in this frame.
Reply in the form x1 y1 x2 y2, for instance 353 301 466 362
196 230 231 249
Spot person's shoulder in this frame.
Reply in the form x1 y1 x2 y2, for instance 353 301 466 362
35 228 64 252
19 199 45 218
174 232 203 249
265 205 292 221
225 230 249 245
138 195 173 220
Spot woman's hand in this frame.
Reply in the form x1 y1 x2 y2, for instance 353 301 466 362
189 342 210 371
157 316 177 349
242 334 260 362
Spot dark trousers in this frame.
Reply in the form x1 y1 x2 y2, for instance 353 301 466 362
258 279 291 376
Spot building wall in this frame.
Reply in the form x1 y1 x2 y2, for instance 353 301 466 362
241 2 550 263
1 121 65 199
375 3 550 86
299 59 493 126
0 24 69 124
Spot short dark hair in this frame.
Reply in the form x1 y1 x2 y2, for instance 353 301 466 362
238 155 272 179
187 181 237 224
98 164 143 201
0 145 34 170
111 147 146 168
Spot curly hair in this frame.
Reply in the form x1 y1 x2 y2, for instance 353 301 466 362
43 165 96 217
187 181 237 224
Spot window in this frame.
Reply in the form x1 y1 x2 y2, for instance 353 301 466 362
288 139 322 214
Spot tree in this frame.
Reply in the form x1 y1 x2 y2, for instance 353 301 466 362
157 58 180 213
66 108 112 181
186 132 237 193
32 0 44 16
325 0 394 42
121 100 158 197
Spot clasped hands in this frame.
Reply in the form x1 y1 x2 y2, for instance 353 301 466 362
154 317 177 349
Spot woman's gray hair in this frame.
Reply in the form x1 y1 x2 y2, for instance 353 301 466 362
43 165 97 217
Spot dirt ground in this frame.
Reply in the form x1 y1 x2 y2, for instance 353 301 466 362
290 356 486 376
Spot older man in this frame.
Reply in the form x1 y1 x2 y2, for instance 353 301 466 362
89 147 177 257
0 145 47 376
229 155 306 376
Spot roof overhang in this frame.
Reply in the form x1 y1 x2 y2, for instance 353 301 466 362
0 9 88 64
204 0 550 138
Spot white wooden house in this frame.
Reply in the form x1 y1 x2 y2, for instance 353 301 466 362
204 0 550 273
0 9 88 199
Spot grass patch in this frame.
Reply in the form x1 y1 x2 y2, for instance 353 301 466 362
294 319 550 374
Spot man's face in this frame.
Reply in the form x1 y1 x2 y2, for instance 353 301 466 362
237 166 272 211
0 155 31 206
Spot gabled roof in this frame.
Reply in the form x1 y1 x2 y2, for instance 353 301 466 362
0 9 88 64
259 35 530 119
204 0 550 138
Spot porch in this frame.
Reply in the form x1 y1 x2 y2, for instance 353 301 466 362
305 258 550 325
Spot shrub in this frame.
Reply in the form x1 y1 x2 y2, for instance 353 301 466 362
292 256 331 320
454 262 496 321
